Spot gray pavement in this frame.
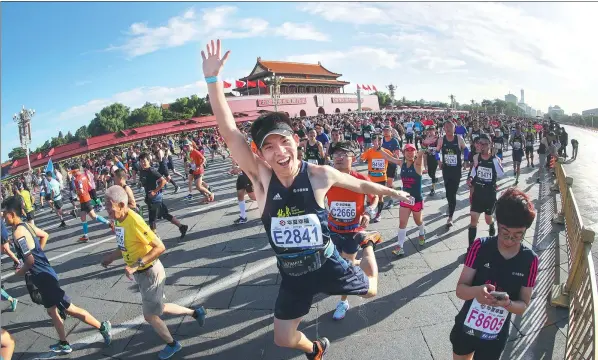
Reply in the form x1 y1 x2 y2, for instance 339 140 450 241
1 145 569 360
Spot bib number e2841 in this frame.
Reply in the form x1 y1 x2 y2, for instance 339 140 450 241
372 159 385 170
271 214 323 248
463 299 508 340
445 154 458 166
330 201 356 221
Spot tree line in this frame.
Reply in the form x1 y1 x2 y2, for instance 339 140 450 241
7 95 212 161
373 91 530 117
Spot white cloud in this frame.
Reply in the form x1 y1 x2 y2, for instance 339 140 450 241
75 80 91 87
286 46 400 71
274 22 329 41
57 81 208 123
300 2 598 113
107 7 328 58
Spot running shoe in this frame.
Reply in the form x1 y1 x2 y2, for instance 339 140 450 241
158 341 182 360
49 342 73 354
10 298 18 312
174 186 180 194
429 188 436 196
99 321 112 345
58 220 67 228
332 300 349 320
194 306 207 327
392 246 405 256
357 231 382 249
234 216 248 225
78 235 89 242
184 194 193 200
306 338 329 360
370 214 381 223
179 224 188 239
418 234 425 246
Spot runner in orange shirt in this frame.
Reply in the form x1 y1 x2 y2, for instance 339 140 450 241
327 141 381 320
182 141 214 203
360 134 403 222
71 164 113 242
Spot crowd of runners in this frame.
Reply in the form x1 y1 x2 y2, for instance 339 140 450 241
0 39 581 360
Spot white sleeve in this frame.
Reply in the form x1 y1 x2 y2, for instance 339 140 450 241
494 157 505 178
470 166 477 179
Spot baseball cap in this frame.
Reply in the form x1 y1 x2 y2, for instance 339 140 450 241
330 141 359 156
383 125 392 130
251 112 295 149
404 143 417 151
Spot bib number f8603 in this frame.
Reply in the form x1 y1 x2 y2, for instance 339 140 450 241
271 214 323 249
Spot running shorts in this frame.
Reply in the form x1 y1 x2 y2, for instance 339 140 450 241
330 232 361 255
470 188 497 215
236 173 254 193
274 246 369 320
400 199 424 212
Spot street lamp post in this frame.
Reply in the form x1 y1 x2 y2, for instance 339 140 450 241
13 105 35 174
266 73 284 112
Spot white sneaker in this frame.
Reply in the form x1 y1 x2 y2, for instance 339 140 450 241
332 300 349 320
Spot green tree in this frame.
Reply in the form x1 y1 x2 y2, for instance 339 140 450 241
8 147 26 160
74 125 89 140
127 102 163 128
65 131 74 143
88 103 130 136
374 91 392 108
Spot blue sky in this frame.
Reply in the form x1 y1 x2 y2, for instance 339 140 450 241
2 2 597 161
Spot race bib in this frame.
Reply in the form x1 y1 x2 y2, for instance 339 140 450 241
445 154 458 166
115 227 126 251
477 166 493 181
371 159 386 170
271 214 323 248
513 142 521 150
190 163 197 170
364 132 371 139
401 197 416 206
345 132 351 139
330 201 357 221
494 143 502 151
463 299 508 340
307 159 319 165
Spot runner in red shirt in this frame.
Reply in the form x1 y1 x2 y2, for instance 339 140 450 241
326 141 382 320
71 164 113 242
182 141 214 203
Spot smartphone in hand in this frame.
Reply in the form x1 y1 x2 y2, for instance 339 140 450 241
490 291 508 301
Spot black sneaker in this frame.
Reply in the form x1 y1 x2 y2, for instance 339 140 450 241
306 337 329 360
179 224 189 239
58 221 67 228
429 188 436 196
174 186 180 194
234 217 248 225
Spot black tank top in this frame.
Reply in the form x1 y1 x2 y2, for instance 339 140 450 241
305 142 322 165
261 161 330 255
473 155 498 188
442 135 462 170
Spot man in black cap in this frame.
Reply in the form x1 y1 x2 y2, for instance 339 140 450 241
202 39 412 360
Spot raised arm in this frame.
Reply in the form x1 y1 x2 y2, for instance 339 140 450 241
202 39 260 179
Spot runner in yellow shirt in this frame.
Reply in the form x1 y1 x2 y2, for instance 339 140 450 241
360 134 402 222
17 183 35 225
101 185 207 360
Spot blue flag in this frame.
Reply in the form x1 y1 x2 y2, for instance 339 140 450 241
45 158 56 178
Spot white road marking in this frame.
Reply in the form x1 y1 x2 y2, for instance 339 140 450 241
184 197 236 215
24 256 277 360
1 235 115 281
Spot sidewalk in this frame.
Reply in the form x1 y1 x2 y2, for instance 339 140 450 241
0 153 568 360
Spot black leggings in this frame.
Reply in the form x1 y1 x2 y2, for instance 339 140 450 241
427 155 438 183
443 170 461 218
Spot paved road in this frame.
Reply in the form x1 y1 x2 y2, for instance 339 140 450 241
559 125 598 270
1 146 569 360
